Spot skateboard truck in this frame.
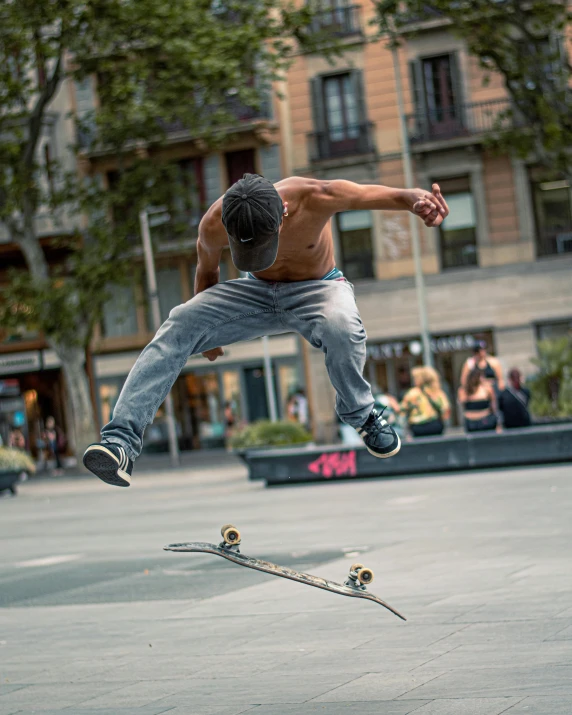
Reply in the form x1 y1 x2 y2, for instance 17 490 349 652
219 524 241 553
344 563 375 591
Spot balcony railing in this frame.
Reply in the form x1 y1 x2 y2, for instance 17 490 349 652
536 228 572 258
308 122 376 162
406 99 511 144
309 5 362 37
77 97 271 152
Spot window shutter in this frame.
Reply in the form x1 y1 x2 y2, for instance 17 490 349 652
409 60 426 140
310 76 326 132
350 69 368 126
449 52 465 129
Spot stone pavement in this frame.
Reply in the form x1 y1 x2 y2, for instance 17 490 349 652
0 460 571 714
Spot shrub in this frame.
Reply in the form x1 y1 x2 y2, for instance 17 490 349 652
529 336 572 418
230 420 313 451
0 447 36 474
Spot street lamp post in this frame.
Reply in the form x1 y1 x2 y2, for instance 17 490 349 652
139 208 181 467
262 335 278 422
391 43 433 368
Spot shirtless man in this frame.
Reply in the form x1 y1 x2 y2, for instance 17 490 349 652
83 174 449 486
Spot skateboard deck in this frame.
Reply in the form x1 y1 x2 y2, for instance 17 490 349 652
164 525 406 621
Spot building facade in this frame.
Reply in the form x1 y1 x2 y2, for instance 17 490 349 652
1 3 571 450
0 77 306 452
283 0 572 440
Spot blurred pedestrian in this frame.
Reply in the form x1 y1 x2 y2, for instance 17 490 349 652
461 340 505 394
499 368 531 429
400 366 450 438
42 416 66 476
287 388 309 429
8 427 26 451
458 368 498 433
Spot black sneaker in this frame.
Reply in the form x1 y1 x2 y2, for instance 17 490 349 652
83 443 133 487
357 408 401 459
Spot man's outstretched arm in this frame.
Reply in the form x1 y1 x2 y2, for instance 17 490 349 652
310 179 449 227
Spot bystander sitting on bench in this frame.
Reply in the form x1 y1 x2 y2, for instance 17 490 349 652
499 369 531 429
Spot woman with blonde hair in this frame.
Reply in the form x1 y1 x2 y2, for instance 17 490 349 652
400 366 451 437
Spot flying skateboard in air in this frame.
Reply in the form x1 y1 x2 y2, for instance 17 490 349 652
165 524 406 621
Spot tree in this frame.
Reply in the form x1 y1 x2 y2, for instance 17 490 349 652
375 0 572 183
0 0 334 456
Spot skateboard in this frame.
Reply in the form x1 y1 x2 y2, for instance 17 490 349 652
164 524 406 621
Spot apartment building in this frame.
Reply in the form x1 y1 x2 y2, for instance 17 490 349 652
2 3 571 449
282 0 572 439
0 79 305 451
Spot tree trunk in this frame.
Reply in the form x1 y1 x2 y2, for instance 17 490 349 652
53 343 98 461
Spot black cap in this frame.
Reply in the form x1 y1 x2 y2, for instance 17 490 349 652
222 174 283 272
473 339 487 352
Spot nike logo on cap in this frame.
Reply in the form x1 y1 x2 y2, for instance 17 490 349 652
240 237 253 242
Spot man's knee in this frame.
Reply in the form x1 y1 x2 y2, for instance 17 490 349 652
319 310 367 345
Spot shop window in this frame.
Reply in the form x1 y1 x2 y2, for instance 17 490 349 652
531 177 572 257
278 363 303 421
157 267 183 322
336 209 374 280
185 371 225 448
101 284 139 338
438 178 478 270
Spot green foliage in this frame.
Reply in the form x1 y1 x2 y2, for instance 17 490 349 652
0 447 36 474
529 337 572 418
0 0 338 349
374 0 572 180
230 420 313 451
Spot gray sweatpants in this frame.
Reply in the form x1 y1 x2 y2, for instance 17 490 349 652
102 277 375 459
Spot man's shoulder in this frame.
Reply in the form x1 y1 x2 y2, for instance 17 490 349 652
277 176 323 197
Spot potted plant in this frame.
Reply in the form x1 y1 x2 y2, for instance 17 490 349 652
230 419 313 453
529 337 572 423
0 447 36 495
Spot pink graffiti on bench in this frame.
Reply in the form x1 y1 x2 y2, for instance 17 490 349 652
308 450 357 478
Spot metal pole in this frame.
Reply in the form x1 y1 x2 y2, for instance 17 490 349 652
139 209 180 466
262 335 278 422
391 43 433 368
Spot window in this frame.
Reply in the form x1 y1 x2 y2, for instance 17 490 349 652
102 285 139 338
537 320 572 341
324 74 360 144
308 0 362 37
157 267 183 322
531 177 572 257
438 177 478 270
309 71 371 160
225 149 256 187
409 53 464 140
336 209 374 280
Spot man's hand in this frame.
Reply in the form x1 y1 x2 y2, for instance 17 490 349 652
406 183 449 227
202 347 224 362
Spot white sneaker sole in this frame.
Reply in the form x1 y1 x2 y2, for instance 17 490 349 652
83 445 131 487
365 434 401 459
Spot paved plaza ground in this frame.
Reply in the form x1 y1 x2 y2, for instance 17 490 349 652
1 458 571 714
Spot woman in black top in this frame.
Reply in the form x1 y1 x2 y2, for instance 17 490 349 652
461 341 505 396
458 368 498 432
499 369 531 429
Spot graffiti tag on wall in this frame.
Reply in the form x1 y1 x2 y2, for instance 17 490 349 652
308 450 357 478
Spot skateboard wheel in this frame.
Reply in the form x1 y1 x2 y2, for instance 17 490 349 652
357 567 374 585
222 526 241 545
221 524 236 538
350 563 364 573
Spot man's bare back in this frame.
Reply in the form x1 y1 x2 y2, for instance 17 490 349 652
197 176 449 284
